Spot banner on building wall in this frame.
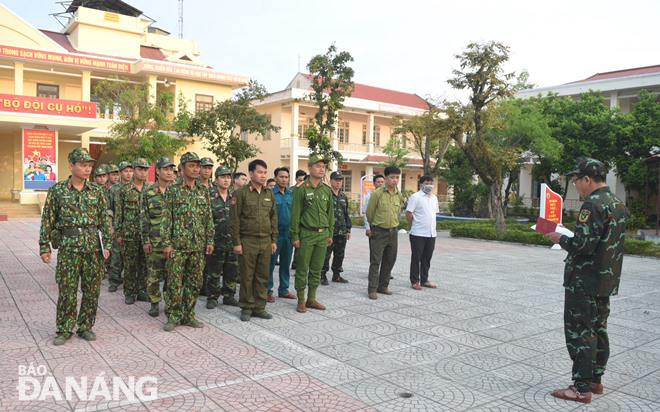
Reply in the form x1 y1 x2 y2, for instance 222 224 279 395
23 129 57 190
0 45 131 72
359 174 375 216
0 94 96 118
539 183 562 224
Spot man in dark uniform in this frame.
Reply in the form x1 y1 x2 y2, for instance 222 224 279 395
321 171 351 285
108 161 133 292
39 148 112 345
546 158 627 404
198 156 215 296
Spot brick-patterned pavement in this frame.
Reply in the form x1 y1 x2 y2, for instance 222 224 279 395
1 218 659 411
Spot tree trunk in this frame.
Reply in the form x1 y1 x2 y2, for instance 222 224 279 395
423 135 431 175
562 178 570 201
490 182 506 232
503 169 518 211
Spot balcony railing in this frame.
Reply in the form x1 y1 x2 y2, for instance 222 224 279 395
338 142 369 152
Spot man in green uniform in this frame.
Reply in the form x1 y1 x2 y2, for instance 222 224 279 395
365 165 402 300
141 157 175 317
321 171 352 285
290 155 334 313
198 157 214 296
230 159 278 322
161 152 214 332
93 164 110 277
206 166 239 309
290 170 307 271
116 158 150 304
39 148 112 345
108 161 133 292
107 163 120 187
546 158 627 404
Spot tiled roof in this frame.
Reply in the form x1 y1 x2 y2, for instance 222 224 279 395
40 29 75 52
140 46 166 60
575 64 660 83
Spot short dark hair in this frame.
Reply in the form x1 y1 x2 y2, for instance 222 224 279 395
295 169 307 178
589 175 606 183
233 172 246 179
384 166 401 176
373 174 384 182
418 175 433 185
267 178 275 185
248 159 267 172
274 167 290 177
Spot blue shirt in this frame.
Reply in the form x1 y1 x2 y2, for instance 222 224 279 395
273 185 293 235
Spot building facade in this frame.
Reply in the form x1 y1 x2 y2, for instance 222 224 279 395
0 1 248 204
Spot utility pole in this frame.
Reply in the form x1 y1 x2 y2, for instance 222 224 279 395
178 0 184 39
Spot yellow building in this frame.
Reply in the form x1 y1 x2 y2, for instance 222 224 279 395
0 0 248 204
240 73 447 201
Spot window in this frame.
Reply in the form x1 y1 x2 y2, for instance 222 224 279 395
338 122 349 143
373 125 381 146
37 84 59 99
401 173 406 191
298 117 313 139
362 124 368 144
264 114 272 139
195 94 213 112
342 170 353 193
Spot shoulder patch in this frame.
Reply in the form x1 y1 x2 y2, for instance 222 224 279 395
578 209 591 223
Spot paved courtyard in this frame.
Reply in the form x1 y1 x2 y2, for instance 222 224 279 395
1 218 659 411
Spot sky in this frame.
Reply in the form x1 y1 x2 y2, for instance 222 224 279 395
3 0 659 102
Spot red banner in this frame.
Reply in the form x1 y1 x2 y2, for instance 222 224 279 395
0 94 96 118
0 45 131 72
23 129 57 190
540 183 562 224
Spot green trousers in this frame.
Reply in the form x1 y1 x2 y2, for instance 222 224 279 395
164 250 204 324
295 229 328 297
55 250 103 337
207 247 238 301
368 226 398 293
122 240 147 299
108 238 123 287
146 250 166 303
238 236 271 312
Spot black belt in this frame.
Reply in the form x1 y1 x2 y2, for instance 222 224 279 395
61 227 97 236
301 226 328 233
373 226 398 231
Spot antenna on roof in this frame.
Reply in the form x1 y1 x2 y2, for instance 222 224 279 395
178 0 184 38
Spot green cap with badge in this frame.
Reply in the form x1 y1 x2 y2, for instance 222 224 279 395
68 147 95 164
156 157 175 168
200 157 214 166
180 152 201 165
308 154 329 167
566 157 607 178
118 161 132 171
94 164 109 177
107 164 119 173
215 165 232 177
133 158 150 168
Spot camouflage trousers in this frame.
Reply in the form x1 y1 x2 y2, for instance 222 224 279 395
146 250 167 303
108 238 124 287
165 250 204 324
321 234 347 279
55 250 103 337
122 241 147 299
206 248 238 301
564 289 611 391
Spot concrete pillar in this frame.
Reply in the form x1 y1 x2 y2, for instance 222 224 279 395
147 75 158 104
331 116 339 172
609 91 619 109
368 113 375 153
365 165 373 176
291 102 300 172
14 62 23 95
81 132 90 150
81 70 91 101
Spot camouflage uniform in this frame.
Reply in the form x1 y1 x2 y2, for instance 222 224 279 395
207 166 238 306
161 152 214 325
558 158 627 393
321 172 352 283
93 164 111 277
198 157 215 296
107 161 132 290
39 148 112 338
116 158 150 302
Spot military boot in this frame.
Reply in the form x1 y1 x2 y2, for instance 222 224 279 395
223 296 239 307
320 274 329 286
149 303 159 317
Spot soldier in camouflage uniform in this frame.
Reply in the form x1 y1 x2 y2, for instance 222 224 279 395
161 152 214 331
39 148 112 346
107 163 120 187
140 157 176 317
321 171 352 285
108 161 133 292
546 158 627 404
116 158 150 304
206 166 239 309
198 157 215 296
92 164 111 277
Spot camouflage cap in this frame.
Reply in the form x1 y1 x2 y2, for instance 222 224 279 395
118 161 133 171
215 165 232 177
156 156 175 168
330 171 343 180
200 157 215 166
107 164 119 173
567 157 607 178
308 154 329 167
94 164 109 177
133 158 150 168
180 152 201 165
68 147 95 164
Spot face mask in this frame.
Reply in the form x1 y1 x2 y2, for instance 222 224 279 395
423 185 433 194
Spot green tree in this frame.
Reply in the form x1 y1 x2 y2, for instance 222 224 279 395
182 80 279 173
447 41 521 231
305 44 355 166
441 146 489 216
380 135 410 168
94 79 190 162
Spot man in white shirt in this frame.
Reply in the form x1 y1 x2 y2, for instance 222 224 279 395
405 175 439 290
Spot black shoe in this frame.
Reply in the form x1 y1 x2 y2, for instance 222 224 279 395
182 318 203 328
53 334 70 346
125 296 135 305
108 285 117 292
240 311 252 322
332 276 349 283
321 275 329 286
148 303 159 317
163 321 176 332
223 296 239 307
206 299 217 309
253 310 273 319
79 331 96 341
